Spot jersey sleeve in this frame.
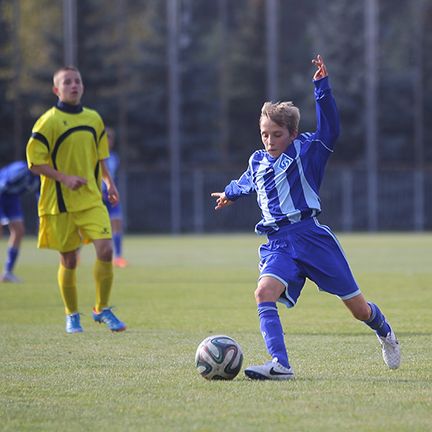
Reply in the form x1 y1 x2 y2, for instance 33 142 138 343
312 76 340 151
97 118 109 161
224 164 255 201
26 114 53 168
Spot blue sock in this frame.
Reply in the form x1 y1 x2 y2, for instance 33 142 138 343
112 233 122 258
257 302 290 368
5 247 19 273
364 302 391 337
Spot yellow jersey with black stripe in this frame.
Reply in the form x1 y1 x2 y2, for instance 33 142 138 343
26 101 109 216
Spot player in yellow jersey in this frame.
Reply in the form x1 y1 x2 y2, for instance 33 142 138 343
26 66 126 333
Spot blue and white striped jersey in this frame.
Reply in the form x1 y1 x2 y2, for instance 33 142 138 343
0 161 39 196
224 77 339 235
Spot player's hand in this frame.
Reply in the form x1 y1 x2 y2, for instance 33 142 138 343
106 184 120 206
312 54 328 80
62 175 87 190
211 192 233 210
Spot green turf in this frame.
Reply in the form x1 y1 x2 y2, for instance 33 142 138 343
1 233 431 431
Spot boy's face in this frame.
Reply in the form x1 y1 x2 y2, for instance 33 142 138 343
260 118 297 158
53 70 84 105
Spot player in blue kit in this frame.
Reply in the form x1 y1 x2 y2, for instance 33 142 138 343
0 161 39 282
103 127 128 268
211 55 400 380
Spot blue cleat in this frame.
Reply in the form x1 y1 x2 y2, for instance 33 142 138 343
92 307 126 332
66 312 83 333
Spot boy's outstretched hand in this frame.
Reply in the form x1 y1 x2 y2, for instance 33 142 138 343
312 54 328 80
211 192 233 210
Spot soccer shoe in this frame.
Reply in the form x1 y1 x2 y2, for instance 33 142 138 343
66 313 83 333
1 272 21 283
245 358 295 380
92 307 126 332
377 329 401 369
113 257 128 268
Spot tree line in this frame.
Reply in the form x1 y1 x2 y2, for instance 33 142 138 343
1 0 431 169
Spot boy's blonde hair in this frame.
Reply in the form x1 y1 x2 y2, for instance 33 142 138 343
53 66 81 85
260 101 300 135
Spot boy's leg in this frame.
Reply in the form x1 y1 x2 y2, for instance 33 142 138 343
38 213 83 332
343 294 391 336
78 206 126 331
93 255 113 312
58 251 83 334
93 235 114 312
111 217 128 267
4 220 25 273
300 221 400 369
4 245 19 274
364 302 391 337
111 218 123 258
343 294 400 369
1 194 25 280
76 207 114 311
58 259 78 315
92 238 126 332
112 232 122 258
244 276 294 380
257 301 290 367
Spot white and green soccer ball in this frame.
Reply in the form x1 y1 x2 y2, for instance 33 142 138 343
195 335 243 380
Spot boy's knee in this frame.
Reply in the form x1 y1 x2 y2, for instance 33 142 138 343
96 242 113 261
255 278 284 303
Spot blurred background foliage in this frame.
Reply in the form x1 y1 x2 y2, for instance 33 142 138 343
1 0 431 170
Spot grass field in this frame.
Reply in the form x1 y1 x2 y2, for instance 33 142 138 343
1 233 431 431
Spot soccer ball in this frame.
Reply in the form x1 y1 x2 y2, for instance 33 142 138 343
195 335 243 380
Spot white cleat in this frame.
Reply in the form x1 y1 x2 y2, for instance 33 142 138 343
1 272 21 283
245 358 295 380
377 329 401 369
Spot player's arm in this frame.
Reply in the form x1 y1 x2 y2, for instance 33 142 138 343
211 165 255 210
311 54 340 149
30 164 87 191
27 119 87 191
100 159 119 205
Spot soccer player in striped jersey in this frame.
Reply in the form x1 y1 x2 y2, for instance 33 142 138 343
0 161 39 283
212 55 400 380
26 66 126 334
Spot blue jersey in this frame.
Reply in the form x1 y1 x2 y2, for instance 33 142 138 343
0 161 40 225
224 77 339 235
0 161 39 196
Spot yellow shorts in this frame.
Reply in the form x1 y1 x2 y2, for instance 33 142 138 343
38 205 112 252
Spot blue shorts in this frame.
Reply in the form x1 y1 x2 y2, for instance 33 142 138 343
258 217 361 308
0 193 23 225
103 197 123 220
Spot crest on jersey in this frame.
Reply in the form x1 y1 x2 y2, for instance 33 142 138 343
276 153 293 171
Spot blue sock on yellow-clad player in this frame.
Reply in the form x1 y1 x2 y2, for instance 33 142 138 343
58 264 78 315
94 259 113 312
258 302 290 368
